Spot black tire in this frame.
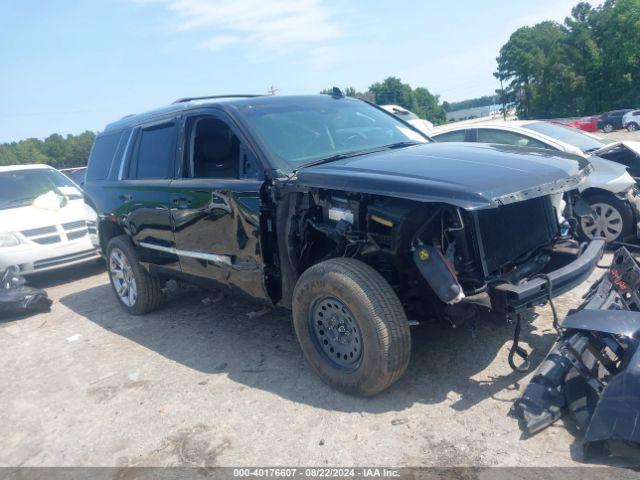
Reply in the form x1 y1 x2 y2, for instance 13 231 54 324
602 123 614 133
627 122 639 132
106 235 163 315
577 192 634 244
292 257 411 396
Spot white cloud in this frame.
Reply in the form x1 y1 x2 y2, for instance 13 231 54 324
142 0 342 54
201 34 239 51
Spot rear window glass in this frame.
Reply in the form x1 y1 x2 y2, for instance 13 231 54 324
129 123 176 179
86 132 122 181
523 121 604 152
432 130 466 142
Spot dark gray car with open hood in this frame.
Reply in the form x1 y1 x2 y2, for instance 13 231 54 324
84 93 604 395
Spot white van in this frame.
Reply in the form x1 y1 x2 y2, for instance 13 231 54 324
0 164 100 274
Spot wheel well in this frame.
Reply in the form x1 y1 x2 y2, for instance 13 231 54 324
98 220 125 255
581 187 617 200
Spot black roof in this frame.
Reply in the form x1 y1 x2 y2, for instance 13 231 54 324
103 94 357 133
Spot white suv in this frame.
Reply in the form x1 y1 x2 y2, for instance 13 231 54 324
0 165 100 274
623 110 640 132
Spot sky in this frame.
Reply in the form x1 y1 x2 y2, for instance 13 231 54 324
0 0 582 143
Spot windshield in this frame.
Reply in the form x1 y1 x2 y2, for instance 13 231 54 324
0 168 81 209
523 121 606 152
236 97 428 170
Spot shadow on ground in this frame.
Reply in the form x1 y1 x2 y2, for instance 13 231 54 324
60 282 557 414
27 260 106 289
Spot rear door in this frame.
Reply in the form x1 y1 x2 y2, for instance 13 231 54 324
116 119 180 269
475 128 554 150
169 110 268 299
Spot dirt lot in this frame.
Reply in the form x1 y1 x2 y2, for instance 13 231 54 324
1 251 634 468
2 129 639 469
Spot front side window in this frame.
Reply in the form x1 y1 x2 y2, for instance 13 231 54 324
477 129 551 149
128 123 176 179
0 169 80 210
186 117 240 179
432 130 466 142
236 97 428 171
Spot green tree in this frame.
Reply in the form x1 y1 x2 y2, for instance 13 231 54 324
0 131 96 168
367 77 415 110
496 0 640 118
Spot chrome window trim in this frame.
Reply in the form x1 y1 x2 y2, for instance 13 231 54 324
118 128 138 180
138 242 232 266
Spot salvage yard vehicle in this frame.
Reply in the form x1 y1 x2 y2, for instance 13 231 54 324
0 165 100 275
623 110 640 132
597 109 633 132
84 93 605 395
432 120 640 243
380 104 434 134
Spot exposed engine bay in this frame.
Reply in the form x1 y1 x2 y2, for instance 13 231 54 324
270 184 597 324
512 248 640 462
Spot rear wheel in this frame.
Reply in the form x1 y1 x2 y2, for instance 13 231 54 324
292 257 411 396
107 235 163 315
627 122 639 132
578 193 633 244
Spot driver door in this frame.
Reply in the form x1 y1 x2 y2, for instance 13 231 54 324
169 112 268 299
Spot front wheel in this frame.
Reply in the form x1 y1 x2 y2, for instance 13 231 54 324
627 122 639 132
292 258 411 396
106 235 163 314
602 123 614 133
578 193 633 244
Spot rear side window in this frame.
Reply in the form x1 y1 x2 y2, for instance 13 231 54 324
477 129 550 149
128 123 176 179
432 130 466 142
86 132 122 181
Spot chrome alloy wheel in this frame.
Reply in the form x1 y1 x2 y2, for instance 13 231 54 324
109 248 137 307
580 202 624 242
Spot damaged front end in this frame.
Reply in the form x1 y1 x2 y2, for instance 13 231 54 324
512 247 640 461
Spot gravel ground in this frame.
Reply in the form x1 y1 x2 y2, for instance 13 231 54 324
1 251 637 469
600 129 640 142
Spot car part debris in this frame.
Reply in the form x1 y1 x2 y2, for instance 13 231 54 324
512 248 640 462
0 266 52 318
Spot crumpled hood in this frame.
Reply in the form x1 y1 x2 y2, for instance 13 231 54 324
297 142 590 210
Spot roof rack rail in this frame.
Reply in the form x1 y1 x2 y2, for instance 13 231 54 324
172 94 264 104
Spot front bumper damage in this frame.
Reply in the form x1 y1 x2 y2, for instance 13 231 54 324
511 247 640 461
490 239 605 313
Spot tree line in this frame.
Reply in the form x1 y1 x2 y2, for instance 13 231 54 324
495 0 640 119
0 132 96 169
321 77 449 125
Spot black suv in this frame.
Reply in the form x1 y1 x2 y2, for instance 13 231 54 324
597 109 633 132
84 94 604 395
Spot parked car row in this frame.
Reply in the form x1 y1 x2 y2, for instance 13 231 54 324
567 109 640 133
